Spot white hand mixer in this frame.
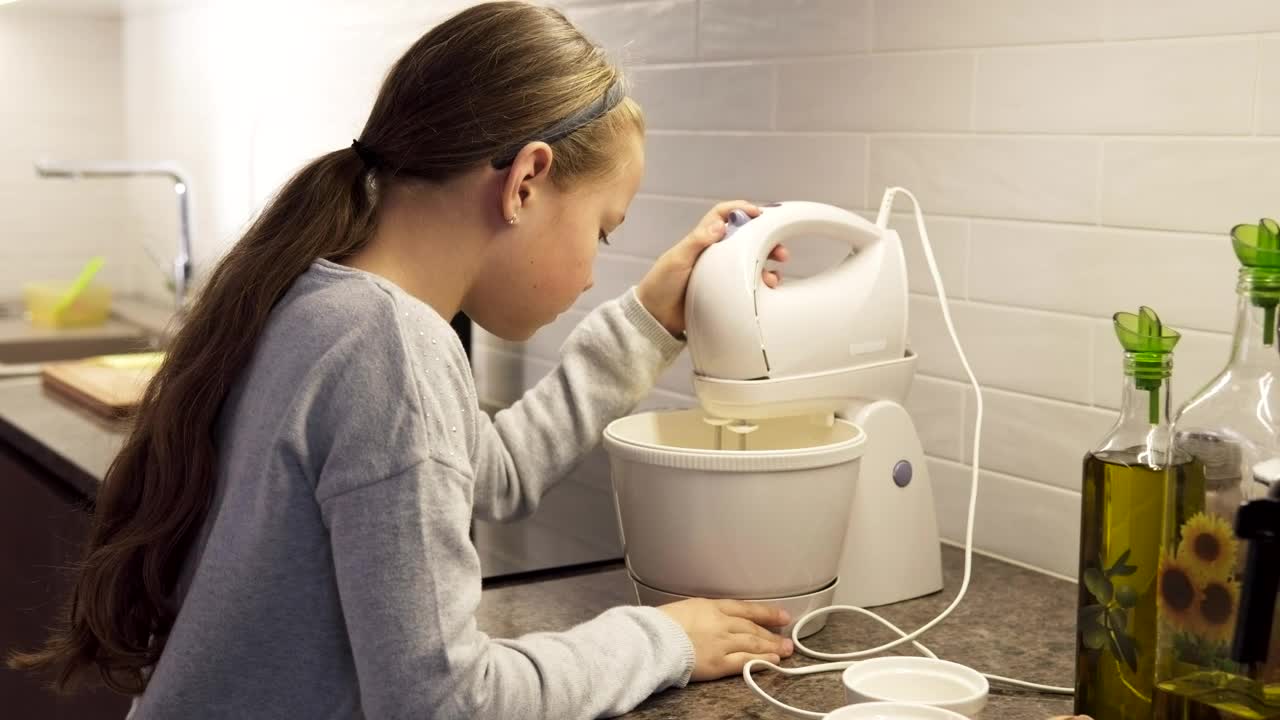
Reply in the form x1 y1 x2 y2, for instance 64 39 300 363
682 188 1074 717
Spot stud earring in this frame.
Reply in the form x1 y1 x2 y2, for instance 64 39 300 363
508 214 518 225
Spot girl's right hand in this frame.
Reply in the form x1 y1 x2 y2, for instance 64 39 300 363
659 598 795 681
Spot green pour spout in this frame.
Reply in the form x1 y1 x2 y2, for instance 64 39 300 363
1113 306 1180 425
1232 217 1280 345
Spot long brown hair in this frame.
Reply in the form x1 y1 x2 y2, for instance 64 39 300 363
11 1 643 695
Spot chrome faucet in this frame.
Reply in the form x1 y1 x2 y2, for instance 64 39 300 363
34 159 193 312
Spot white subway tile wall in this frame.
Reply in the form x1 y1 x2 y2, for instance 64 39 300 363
1102 0 1280 40
0 11 133 298
1261 38 1280 134
973 38 1256 135
874 0 1104 51
869 136 1101 224
699 0 872 59
553 0 1273 577
642 132 868 205
105 1 1277 578
776 53 975 132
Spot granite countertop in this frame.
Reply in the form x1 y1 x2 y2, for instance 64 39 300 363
0 377 126 496
0 375 1079 718
478 547 1077 719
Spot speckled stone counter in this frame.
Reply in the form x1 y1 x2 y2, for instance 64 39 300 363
0 377 125 497
0 375 1078 718
477 547 1077 719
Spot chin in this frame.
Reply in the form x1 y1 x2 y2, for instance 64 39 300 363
480 320 541 343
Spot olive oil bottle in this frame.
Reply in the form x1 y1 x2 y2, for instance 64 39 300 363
1076 307 1207 720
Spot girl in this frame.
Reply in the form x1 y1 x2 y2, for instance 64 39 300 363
12 2 795 718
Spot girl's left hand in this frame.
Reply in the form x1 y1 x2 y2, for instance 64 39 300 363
636 200 789 337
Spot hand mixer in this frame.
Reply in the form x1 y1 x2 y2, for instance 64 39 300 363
686 198 943 611
682 189 1075 717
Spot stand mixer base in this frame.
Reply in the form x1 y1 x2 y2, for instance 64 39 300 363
629 572 839 639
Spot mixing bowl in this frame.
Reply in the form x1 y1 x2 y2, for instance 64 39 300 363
603 408 865 599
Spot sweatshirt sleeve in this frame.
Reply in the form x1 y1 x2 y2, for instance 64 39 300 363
319 458 695 720
469 288 685 522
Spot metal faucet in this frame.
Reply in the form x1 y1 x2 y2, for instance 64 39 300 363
34 159 193 312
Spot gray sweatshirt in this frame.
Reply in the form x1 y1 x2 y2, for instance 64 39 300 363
128 259 695 720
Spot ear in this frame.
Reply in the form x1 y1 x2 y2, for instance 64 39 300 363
500 141 554 223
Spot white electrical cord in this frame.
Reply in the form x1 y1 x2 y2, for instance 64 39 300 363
742 187 1074 719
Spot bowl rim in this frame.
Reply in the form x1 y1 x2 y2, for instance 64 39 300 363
841 656 989 708
604 409 866 472
628 566 840 602
823 701 969 720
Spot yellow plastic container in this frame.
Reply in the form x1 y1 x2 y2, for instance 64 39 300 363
24 282 112 329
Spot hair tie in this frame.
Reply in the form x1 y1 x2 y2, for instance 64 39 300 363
351 138 380 170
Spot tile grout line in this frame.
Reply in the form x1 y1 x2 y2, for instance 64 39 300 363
692 0 700 61
1253 34 1264 135
1095 140 1105 226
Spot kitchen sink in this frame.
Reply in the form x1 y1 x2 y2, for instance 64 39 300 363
0 334 154 365
0 301 156 372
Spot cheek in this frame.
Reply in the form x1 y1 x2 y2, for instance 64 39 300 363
546 222 597 281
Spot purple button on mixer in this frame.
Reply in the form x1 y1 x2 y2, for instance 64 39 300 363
724 209 752 238
893 460 913 488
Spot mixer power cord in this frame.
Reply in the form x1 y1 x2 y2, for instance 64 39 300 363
742 187 1075 718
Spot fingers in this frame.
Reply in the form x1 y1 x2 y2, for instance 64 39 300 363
726 617 778 640
706 200 761 224
684 203 776 258
762 270 781 288
727 632 788 656
724 652 782 675
715 599 791 628
679 218 726 256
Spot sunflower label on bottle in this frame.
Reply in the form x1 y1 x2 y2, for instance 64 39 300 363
1159 512 1242 669
1154 218 1280 719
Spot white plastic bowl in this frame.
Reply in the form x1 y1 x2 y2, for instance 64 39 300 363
842 657 989 717
630 570 838 639
603 408 865 599
825 702 968 720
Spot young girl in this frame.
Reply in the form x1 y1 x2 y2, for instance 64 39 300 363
12 2 796 718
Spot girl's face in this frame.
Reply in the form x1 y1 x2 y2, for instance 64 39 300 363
468 130 645 341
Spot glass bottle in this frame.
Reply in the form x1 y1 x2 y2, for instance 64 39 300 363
1153 220 1280 718
1152 484 1280 718
1076 307 1207 720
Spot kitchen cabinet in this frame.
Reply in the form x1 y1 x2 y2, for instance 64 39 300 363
0 440 131 719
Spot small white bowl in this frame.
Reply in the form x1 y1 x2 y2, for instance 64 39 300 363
825 702 968 720
842 657 988 717
629 571 838 639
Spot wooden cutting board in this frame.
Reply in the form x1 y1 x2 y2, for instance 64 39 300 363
41 352 163 419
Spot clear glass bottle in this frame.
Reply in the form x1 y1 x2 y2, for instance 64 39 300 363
1154 220 1280 718
1152 484 1280 719
1077 307 1207 720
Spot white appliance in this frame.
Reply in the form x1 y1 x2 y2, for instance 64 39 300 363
605 200 942 618
604 190 1074 718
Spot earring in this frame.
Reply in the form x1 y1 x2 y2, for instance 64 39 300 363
508 214 519 225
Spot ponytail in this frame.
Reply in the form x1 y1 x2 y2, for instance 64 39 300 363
9 147 376 693
11 0 646 694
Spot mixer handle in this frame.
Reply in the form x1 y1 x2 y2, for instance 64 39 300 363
738 202 887 290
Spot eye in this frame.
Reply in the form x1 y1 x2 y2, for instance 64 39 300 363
598 230 612 246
